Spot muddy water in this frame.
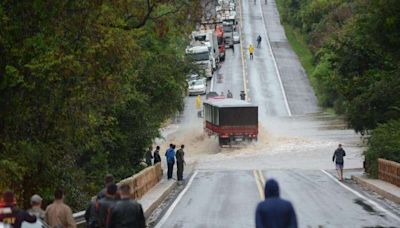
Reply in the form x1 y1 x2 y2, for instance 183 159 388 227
155 103 365 171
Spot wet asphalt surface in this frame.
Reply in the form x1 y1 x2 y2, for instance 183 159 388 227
152 0 400 227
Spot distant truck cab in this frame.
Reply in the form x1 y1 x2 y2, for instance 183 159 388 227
203 98 258 146
186 45 214 78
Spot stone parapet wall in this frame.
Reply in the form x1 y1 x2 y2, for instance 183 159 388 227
378 158 400 187
119 163 163 199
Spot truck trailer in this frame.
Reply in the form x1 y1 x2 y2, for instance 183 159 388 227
203 98 258 146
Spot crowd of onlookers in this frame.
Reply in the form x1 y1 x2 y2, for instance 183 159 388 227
145 144 186 181
0 174 146 228
0 143 188 228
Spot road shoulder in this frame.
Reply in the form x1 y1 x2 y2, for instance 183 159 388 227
352 175 400 204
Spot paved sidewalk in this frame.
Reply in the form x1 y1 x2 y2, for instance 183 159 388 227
138 162 194 219
352 175 400 204
139 176 177 218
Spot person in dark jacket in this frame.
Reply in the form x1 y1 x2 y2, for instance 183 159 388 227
145 146 153 166
97 184 117 228
255 179 297 228
0 191 37 228
84 199 99 228
97 174 115 199
333 144 346 181
153 146 161 164
176 145 186 181
108 184 145 228
257 35 262 48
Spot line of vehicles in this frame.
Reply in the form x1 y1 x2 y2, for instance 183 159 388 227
187 0 240 96
186 0 259 147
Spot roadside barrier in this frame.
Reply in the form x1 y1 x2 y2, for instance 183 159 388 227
120 163 163 199
378 159 400 187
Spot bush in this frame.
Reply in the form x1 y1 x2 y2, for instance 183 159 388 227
364 119 400 177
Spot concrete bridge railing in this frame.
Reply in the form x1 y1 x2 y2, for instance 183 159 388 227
378 158 400 187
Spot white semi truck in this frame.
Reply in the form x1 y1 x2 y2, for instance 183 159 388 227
186 45 214 79
191 30 220 68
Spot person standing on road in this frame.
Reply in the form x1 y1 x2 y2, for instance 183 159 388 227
227 90 233 98
108 184 145 228
28 194 45 220
45 189 76 228
333 144 346 181
249 44 254 60
153 146 161 164
255 179 297 228
176 145 186 181
257 35 262 48
165 144 176 179
0 191 37 228
145 146 153 166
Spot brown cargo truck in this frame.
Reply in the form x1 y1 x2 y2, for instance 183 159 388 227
203 98 258 146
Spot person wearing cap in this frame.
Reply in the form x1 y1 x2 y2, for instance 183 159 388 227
0 191 37 228
28 194 45 220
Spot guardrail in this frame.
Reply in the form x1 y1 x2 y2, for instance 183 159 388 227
73 211 86 227
73 163 163 226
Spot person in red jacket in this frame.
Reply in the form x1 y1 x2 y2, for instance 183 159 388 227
0 191 37 228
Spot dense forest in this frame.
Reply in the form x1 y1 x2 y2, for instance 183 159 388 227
0 0 202 209
277 0 400 175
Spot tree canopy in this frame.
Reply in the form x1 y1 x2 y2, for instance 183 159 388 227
277 0 400 174
0 0 200 209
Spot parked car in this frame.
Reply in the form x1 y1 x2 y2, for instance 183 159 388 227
188 79 207 95
233 31 240 43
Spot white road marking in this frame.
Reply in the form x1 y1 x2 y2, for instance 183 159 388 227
155 171 199 228
257 0 292 116
321 169 400 223
239 0 248 96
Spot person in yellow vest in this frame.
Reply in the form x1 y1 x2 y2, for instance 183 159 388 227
195 95 201 109
249 44 254 60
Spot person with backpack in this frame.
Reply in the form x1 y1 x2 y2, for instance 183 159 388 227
333 144 346 181
97 184 118 228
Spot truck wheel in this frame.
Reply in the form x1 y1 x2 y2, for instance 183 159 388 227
219 137 228 147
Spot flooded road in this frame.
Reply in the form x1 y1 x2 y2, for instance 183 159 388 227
152 0 400 227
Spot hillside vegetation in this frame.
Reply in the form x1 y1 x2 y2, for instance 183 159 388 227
0 0 201 209
276 0 400 175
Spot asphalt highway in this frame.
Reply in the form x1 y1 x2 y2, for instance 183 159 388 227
153 0 400 227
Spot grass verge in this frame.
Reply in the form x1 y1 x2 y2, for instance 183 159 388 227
275 0 332 113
